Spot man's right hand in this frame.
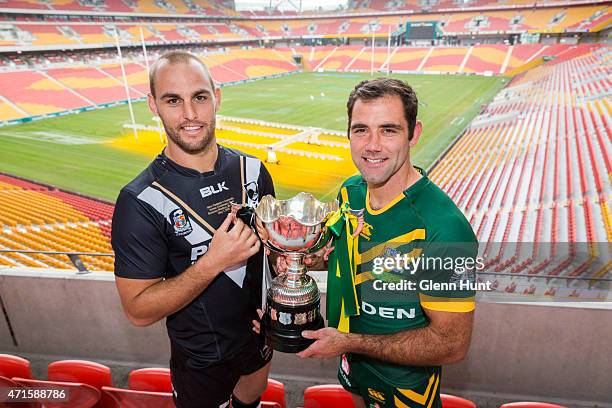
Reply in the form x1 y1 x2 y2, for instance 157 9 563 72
204 213 261 273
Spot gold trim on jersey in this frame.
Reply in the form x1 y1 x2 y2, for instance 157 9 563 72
420 294 476 313
394 373 439 408
359 229 426 264
366 188 406 215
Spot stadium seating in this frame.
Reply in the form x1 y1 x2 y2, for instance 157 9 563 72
441 393 477 408
0 71 90 116
128 368 172 393
429 45 610 285
0 354 33 379
500 403 567 408
13 377 101 408
0 376 40 408
45 67 138 104
48 360 114 408
261 378 286 408
101 386 175 408
0 47 298 122
303 384 355 408
0 175 114 271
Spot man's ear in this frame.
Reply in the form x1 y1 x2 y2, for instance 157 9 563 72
214 87 221 112
409 120 423 147
148 93 158 115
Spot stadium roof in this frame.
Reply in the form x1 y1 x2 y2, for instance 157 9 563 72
235 0 347 12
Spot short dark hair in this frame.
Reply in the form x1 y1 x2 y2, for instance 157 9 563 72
347 78 419 139
149 51 214 97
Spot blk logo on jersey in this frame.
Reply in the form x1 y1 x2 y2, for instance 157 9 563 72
243 181 260 207
200 182 229 198
170 209 193 236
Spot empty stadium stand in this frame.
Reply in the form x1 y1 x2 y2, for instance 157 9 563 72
429 45 611 292
0 174 114 271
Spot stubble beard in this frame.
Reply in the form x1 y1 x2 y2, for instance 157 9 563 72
164 117 216 155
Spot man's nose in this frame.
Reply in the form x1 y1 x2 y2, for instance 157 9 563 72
364 132 382 152
182 101 197 121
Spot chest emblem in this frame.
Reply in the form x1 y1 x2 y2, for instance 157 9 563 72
360 221 374 240
170 209 193 236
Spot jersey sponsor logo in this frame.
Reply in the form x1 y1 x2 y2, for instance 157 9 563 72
243 181 260 207
170 209 193 236
361 301 416 319
368 388 386 402
200 182 229 198
190 244 208 261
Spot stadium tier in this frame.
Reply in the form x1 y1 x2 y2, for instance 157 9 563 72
0 5 609 49
429 45 611 285
0 43 588 122
1 0 232 15
0 174 114 271
285 44 572 74
0 47 299 121
0 70 92 116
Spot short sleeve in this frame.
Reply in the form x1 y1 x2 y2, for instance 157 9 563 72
418 218 478 312
258 162 275 198
111 190 168 279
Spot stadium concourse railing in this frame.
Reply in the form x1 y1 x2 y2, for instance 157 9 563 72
0 70 301 128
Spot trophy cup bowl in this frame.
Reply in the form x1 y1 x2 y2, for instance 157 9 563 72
255 192 338 353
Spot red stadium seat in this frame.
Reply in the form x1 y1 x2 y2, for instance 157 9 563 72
441 393 477 408
0 376 41 408
12 377 100 408
261 378 286 408
101 386 175 408
303 384 355 408
47 359 113 408
261 403 281 408
0 354 33 379
48 360 112 388
128 367 172 393
500 403 567 408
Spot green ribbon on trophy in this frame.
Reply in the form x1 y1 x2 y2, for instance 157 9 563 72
324 201 364 333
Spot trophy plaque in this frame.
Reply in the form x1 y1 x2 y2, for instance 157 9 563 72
254 192 338 353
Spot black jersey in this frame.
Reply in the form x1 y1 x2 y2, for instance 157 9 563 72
111 145 274 361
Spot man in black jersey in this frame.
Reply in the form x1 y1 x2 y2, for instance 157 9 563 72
111 51 274 408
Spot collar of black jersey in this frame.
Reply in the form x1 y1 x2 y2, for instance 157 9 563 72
155 145 226 177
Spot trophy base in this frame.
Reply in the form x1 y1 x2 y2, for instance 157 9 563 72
265 316 325 353
263 296 325 353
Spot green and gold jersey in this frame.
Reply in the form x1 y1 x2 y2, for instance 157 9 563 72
326 167 477 389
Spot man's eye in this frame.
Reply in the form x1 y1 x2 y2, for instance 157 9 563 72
195 95 207 102
353 128 366 134
382 128 397 134
168 99 180 105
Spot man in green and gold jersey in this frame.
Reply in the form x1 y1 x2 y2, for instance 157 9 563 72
297 78 478 408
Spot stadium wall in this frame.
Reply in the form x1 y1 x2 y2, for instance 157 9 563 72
0 268 610 406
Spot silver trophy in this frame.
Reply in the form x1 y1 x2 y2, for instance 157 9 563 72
255 192 338 353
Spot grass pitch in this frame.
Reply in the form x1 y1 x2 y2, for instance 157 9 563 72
0 72 506 201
